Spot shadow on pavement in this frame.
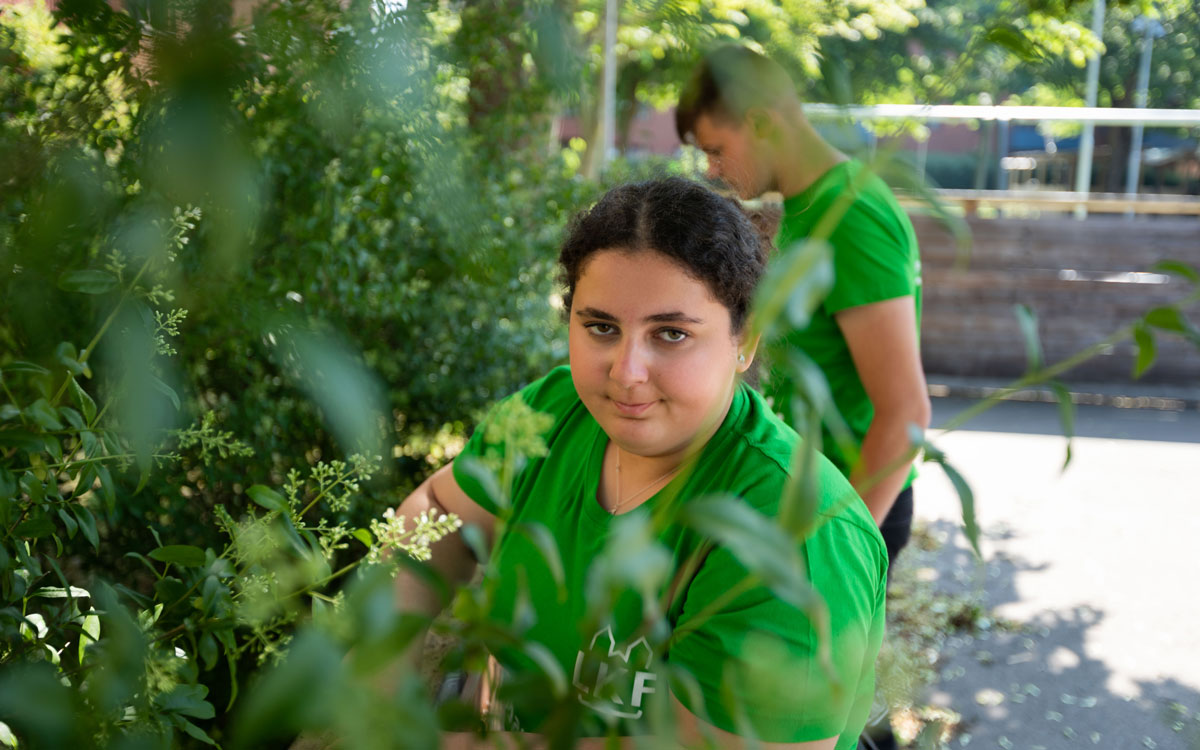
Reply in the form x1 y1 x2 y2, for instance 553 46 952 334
899 519 1200 750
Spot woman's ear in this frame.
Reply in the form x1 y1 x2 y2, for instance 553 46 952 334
736 334 761 373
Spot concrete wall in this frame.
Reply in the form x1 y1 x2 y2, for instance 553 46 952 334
916 214 1200 385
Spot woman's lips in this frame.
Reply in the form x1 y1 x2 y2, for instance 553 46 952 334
612 399 655 417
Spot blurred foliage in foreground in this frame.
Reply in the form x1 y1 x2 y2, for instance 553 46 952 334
0 0 598 745
3 0 1200 748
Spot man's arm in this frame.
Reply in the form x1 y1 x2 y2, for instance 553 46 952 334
835 295 931 525
442 694 838 749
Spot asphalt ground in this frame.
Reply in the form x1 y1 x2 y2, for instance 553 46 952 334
902 395 1200 749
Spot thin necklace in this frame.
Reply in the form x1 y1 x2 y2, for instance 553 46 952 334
610 448 680 516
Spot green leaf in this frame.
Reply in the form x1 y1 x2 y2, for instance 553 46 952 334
79 611 100 663
0 404 20 421
513 522 566 600
246 485 286 512
939 459 980 558
198 632 218 670
455 455 507 512
1048 381 1075 471
71 378 97 423
55 343 85 377
460 522 490 566
231 629 342 747
32 585 90 599
25 399 64 431
15 516 56 539
174 715 218 746
57 508 79 539
60 406 84 430
149 374 181 411
678 495 820 612
0 430 43 451
750 238 833 341
2 361 50 376
1014 304 1043 372
1144 306 1188 333
57 269 118 295
155 684 216 719
520 640 568 698
72 505 99 549
1133 323 1157 378
148 545 206 567
352 528 372 547
95 464 116 513
0 468 15 501
984 24 1042 62
42 435 62 463
1151 260 1200 284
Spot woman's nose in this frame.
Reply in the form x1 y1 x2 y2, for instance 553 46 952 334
610 338 649 386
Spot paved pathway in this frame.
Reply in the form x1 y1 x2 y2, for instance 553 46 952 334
904 396 1200 750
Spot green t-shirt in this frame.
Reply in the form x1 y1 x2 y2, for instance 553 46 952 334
453 366 887 747
765 159 922 486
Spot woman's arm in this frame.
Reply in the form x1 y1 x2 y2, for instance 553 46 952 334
393 463 497 616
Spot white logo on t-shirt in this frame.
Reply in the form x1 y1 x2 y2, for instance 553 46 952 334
572 625 657 720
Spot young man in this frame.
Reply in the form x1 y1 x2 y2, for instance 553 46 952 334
676 46 931 750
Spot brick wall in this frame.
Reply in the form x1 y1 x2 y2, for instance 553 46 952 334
916 214 1200 385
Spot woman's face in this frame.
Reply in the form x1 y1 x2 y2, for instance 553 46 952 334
568 249 752 461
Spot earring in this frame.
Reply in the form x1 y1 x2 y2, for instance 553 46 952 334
738 353 746 363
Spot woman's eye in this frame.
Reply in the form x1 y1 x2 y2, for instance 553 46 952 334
658 329 688 343
586 323 616 336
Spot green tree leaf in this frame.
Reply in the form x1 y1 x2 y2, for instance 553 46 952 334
1133 323 1156 378
79 611 100 664
15 515 56 539
155 684 216 719
72 505 99 549
149 374 181 411
513 522 566 601
0 468 16 501
70 378 97 423
57 508 79 539
941 459 980 558
25 399 64 431
1151 260 1200 284
1049 381 1075 471
246 485 286 512
750 238 834 341
678 495 820 612
148 545 206 567
984 25 1042 62
57 269 118 294
2 361 50 376
55 342 86 376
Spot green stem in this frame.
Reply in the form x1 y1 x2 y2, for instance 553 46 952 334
666 575 758 650
50 254 156 409
296 466 357 519
936 325 1133 437
286 559 361 600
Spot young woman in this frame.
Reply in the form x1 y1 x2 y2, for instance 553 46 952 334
395 178 887 750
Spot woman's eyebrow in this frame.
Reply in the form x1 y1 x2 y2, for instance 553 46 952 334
575 307 617 321
646 312 704 324
575 307 704 325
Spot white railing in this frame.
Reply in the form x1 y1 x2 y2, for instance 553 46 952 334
805 103 1200 216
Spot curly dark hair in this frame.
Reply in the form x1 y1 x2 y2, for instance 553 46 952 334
559 177 768 335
